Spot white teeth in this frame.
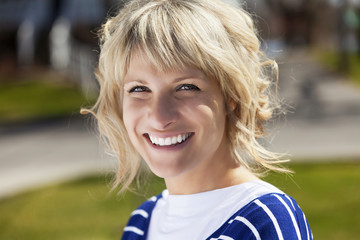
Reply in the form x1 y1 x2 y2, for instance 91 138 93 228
150 136 158 145
148 133 192 146
177 135 182 143
165 137 171 146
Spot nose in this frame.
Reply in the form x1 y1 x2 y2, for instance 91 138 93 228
147 92 179 130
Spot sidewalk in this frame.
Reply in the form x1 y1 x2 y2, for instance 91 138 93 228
0 118 115 199
0 48 359 199
267 49 360 159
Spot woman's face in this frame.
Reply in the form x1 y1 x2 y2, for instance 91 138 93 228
122 55 230 180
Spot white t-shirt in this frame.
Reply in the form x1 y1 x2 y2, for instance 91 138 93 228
146 180 283 240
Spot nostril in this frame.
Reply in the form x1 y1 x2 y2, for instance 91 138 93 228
148 98 179 130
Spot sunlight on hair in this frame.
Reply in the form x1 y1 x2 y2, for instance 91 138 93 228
81 0 290 194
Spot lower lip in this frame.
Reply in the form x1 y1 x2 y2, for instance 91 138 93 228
145 134 194 151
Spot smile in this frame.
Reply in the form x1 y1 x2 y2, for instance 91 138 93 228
146 133 194 147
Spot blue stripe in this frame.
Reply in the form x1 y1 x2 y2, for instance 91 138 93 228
122 193 313 240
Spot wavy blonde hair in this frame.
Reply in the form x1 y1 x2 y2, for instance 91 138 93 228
82 0 288 193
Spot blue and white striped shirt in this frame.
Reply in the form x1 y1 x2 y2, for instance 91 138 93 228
122 184 313 240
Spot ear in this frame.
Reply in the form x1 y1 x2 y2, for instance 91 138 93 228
227 98 236 114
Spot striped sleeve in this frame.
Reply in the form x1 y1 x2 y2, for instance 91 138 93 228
207 193 313 240
121 195 160 240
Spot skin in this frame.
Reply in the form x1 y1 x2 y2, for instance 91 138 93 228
122 54 258 195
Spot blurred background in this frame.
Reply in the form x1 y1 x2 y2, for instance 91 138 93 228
0 0 359 239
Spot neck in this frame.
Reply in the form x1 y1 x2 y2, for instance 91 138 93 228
164 150 259 195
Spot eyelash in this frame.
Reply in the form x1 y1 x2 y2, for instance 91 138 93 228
127 84 200 93
128 86 151 93
176 84 200 91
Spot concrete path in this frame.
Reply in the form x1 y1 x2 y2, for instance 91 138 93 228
268 49 360 159
0 118 115 199
0 48 359 199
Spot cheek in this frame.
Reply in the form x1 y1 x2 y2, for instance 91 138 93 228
195 105 220 126
179 103 226 150
184 96 226 128
202 107 226 140
122 100 140 137
122 100 131 130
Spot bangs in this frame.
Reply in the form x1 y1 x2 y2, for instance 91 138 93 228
122 0 225 75
89 0 286 193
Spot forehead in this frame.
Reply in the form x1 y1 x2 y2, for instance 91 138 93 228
125 47 189 74
124 51 208 83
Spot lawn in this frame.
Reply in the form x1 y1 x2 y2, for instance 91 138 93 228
315 50 360 87
0 71 95 124
0 162 359 240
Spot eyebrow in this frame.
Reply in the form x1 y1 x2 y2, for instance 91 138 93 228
173 75 202 82
124 75 206 85
173 70 209 82
123 79 147 84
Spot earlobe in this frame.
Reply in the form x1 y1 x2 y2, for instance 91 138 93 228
227 98 237 114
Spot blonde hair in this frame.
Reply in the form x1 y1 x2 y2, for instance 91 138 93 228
82 0 288 193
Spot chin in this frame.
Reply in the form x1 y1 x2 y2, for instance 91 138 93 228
147 163 186 179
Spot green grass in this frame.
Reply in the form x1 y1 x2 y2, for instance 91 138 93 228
0 72 95 124
315 50 360 87
0 175 165 240
266 162 360 240
0 162 359 239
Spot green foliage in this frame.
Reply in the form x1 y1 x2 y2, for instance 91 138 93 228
0 162 359 239
0 74 95 123
316 50 360 87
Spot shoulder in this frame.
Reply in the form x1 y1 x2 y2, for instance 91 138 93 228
241 193 313 239
121 193 163 240
208 193 313 240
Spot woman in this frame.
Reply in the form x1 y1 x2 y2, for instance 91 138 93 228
83 0 313 239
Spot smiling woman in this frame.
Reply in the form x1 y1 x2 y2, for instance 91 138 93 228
122 56 230 185
81 0 313 239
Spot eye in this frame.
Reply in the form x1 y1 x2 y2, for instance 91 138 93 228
128 85 151 93
176 84 200 91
